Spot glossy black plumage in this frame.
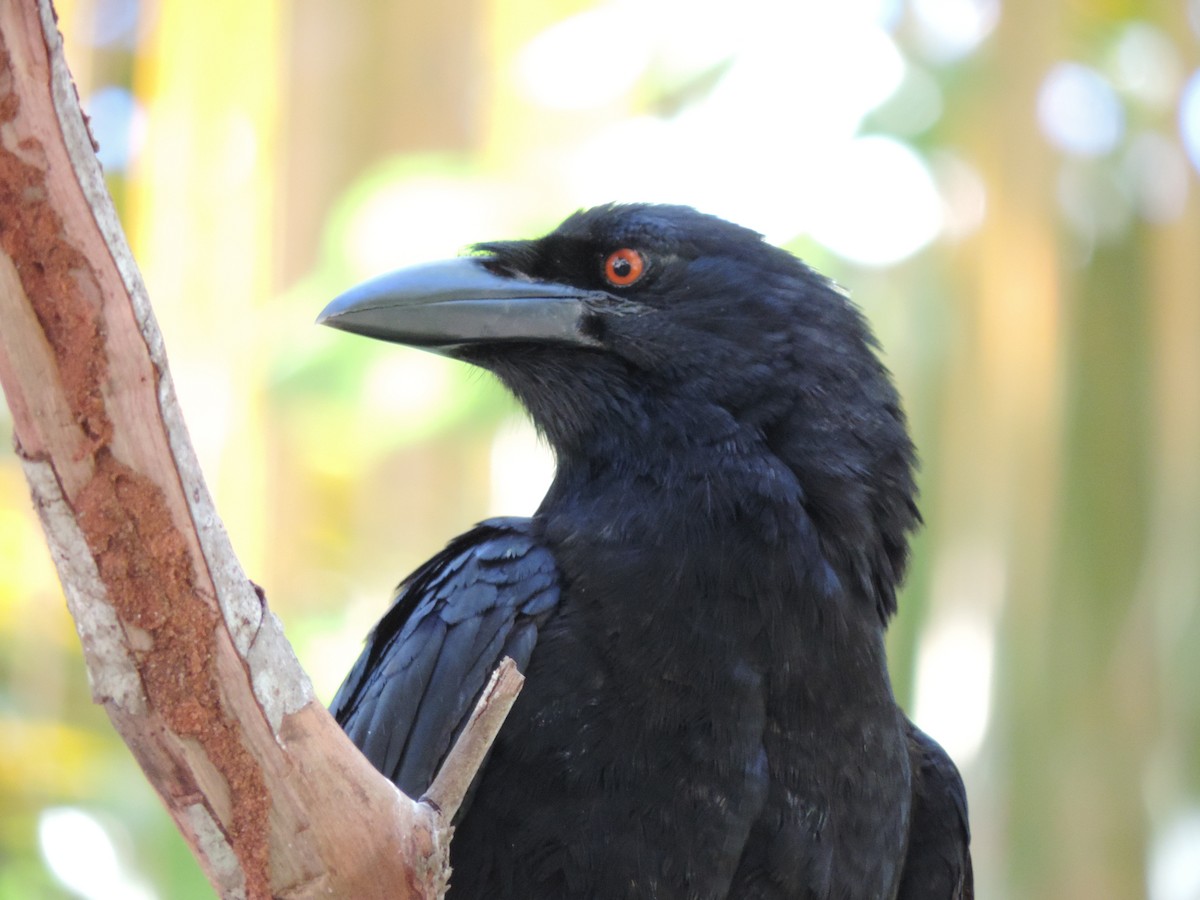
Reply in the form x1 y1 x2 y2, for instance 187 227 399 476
897 726 975 899
333 518 558 796
327 204 972 899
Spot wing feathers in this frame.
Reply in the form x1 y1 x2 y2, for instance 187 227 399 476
332 518 560 800
897 720 973 899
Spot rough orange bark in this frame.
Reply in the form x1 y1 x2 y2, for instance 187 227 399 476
0 3 520 897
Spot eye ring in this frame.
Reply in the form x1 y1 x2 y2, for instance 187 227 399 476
603 248 645 287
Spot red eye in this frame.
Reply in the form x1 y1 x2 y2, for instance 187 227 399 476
603 248 645 287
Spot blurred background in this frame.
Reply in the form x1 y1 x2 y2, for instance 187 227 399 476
1 0 1198 896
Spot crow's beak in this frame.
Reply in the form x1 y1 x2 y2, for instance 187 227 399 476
318 257 606 354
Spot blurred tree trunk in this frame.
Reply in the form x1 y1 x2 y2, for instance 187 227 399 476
944 0 1066 891
1144 0 1200 862
276 0 488 286
0 4 521 897
950 1 1200 896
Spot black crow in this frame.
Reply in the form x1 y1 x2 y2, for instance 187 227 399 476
321 204 972 899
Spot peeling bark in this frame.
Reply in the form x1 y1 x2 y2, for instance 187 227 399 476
0 3 519 897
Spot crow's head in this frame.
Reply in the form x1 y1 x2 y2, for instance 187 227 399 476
321 203 918 619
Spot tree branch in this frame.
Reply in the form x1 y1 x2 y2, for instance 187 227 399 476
424 657 525 823
0 3 509 897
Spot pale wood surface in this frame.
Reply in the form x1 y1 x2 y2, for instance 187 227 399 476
0 3 522 897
